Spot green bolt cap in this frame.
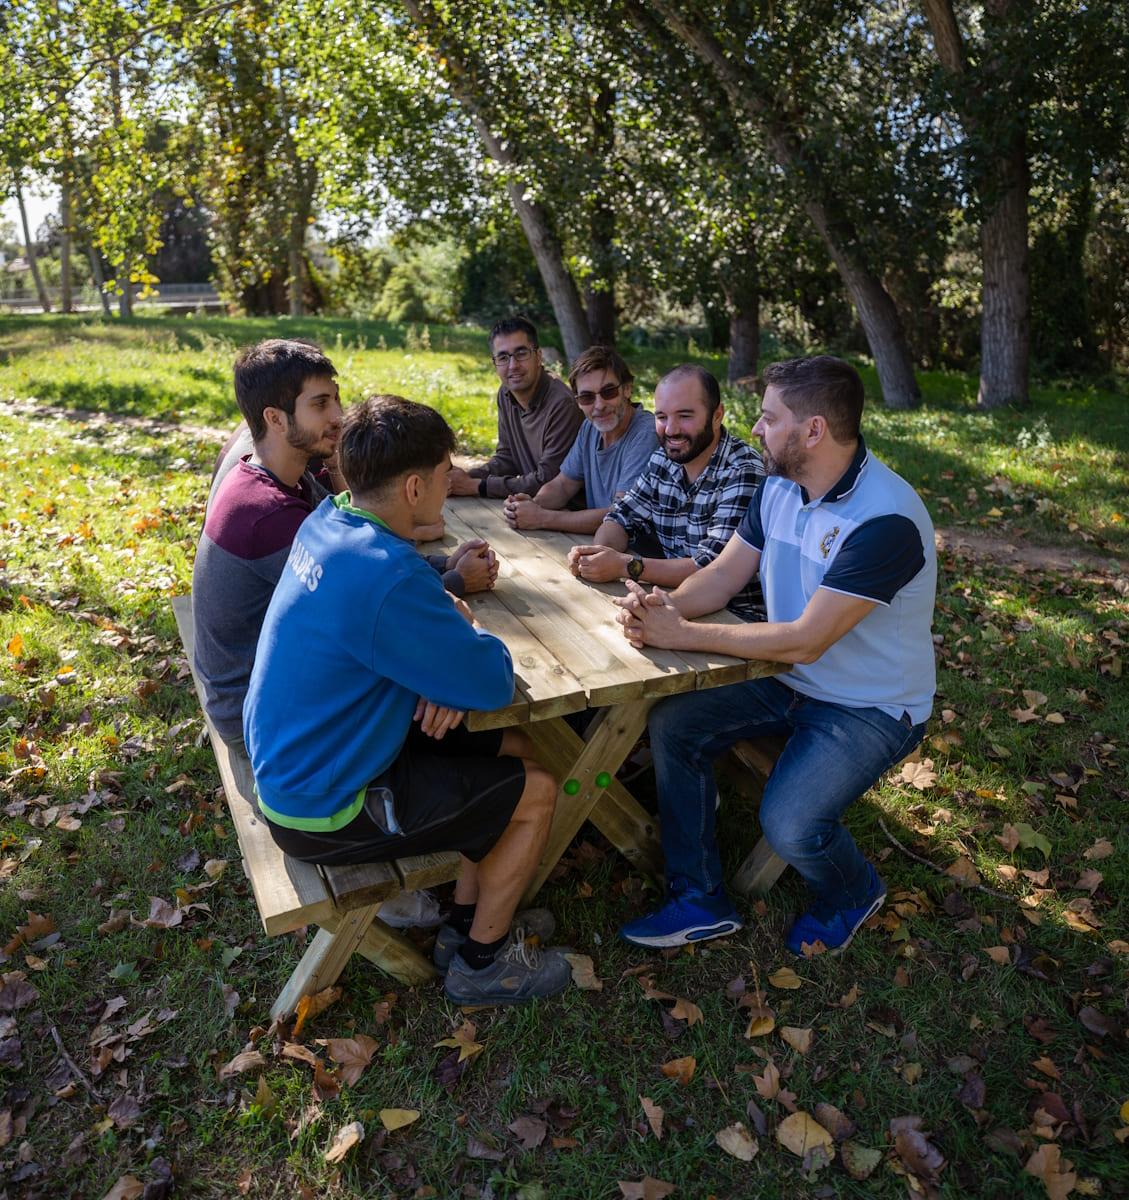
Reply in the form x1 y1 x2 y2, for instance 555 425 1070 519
595 771 612 789
563 778 580 795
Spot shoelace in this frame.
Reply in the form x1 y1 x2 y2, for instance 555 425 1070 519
501 928 543 970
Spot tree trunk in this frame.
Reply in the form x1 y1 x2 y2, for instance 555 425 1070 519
16 178 51 313
585 285 616 347
643 0 921 409
119 262 133 319
922 0 1030 408
402 0 591 363
287 235 305 318
87 247 113 316
978 141 1029 407
727 300 759 383
59 181 73 313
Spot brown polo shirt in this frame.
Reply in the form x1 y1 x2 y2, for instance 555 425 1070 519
468 369 584 498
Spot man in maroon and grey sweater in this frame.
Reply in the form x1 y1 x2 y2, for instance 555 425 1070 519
447 316 584 500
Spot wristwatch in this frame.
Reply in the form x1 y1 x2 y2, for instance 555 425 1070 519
626 554 645 581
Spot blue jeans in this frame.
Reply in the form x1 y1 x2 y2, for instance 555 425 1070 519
648 677 925 909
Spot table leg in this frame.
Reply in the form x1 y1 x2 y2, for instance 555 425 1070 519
520 699 655 904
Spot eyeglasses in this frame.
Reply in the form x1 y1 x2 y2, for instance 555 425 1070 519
575 382 622 406
492 346 535 367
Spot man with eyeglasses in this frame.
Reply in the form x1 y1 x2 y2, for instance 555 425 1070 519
501 345 659 535
447 317 584 501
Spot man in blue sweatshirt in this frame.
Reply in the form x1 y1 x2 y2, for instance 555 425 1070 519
245 395 571 1005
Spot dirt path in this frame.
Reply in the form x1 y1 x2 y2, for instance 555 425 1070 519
935 528 1126 579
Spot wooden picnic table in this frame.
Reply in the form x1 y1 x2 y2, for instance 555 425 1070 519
420 497 786 903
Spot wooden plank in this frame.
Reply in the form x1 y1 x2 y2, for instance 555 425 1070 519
523 715 664 882
344 914 439 985
444 502 678 707
395 851 462 891
269 901 382 1019
172 595 333 936
521 699 655 904
729 736 787 779
321 861 402 910
732 839 789 897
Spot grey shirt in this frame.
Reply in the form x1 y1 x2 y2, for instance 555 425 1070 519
469 370 584 498
560 404 659 509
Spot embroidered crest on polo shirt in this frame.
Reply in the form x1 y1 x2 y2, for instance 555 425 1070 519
819 525 841 559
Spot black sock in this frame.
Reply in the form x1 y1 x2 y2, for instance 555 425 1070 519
460 933 507 971
446 902 476 937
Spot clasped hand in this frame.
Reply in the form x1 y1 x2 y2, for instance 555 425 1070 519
613 580 686 649
449 538 498 593
566 544 626 582
414 697 465 739
503 493 543 530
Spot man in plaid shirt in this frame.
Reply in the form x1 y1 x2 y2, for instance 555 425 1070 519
567 364 764 620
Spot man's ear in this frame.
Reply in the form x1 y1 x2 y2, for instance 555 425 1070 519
713 401 725 430
806 415 828 446
403 471 423 507
262 406 287 435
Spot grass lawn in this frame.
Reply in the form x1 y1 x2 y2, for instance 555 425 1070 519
0 314 1126 1199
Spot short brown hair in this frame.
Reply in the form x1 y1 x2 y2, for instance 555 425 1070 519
233 339 337 441
657 363 721 417
339 395 456 497
761 356 864 443
568 345 634 392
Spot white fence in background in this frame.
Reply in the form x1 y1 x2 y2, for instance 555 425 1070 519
0 282 221 313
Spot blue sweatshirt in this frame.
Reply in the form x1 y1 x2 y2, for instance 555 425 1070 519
244 495 515 830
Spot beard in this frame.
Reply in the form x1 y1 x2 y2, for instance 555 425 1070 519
761 429 805 479
662 424 714 464
286 413 336 457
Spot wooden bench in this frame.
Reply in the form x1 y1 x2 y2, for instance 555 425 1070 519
720 738 791 897
171 595 461 1019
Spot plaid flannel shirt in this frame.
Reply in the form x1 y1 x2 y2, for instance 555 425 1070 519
604 426 765 619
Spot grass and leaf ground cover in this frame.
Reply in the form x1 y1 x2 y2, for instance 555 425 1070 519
0 315 1126 1199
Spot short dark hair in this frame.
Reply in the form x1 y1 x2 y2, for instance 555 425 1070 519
488 316 539 352
233 339 337 441
568 345 634 392
657 363 722 417
761 356 864 443
339 395 456 497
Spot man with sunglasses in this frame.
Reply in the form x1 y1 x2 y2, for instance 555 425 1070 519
447 317 584 500
501 345 659 535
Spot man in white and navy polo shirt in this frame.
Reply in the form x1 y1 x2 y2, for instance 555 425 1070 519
613 356 936 957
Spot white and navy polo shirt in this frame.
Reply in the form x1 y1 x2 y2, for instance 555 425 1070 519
735 438 937 724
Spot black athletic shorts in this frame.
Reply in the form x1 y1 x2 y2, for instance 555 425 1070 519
263 723 525 867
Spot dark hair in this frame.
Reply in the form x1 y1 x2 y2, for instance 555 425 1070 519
761 356 864 443
233 339 337 441
657 363 722 417
568 345 634 392
488 316 539 352
339 395 456 497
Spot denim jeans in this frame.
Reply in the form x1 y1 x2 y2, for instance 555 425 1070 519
648 676 926 909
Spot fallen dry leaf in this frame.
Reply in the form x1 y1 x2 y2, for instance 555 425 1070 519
716 1121 759 1161
767 966 804 990
324 1120 364 1163
203 858 228 880
780 1026 814 1054
317 1035 378 1086
898 759 937 790
140 896 182 929
291 986 342 1039
776 1111 834 1157
282 1041 321 1068
841 1140 882 1180
744 1007 775 1038
217 1049 266 1079
945 857 981 886
101 1177 144 1200
508 1115 547 1150
2 910 55 956
983 946 1011 965
659 1056 696 1086
617 1177 676 1200
640 1095 664 1141
670 996 703 1026
434 1020 483 1063
1025 1143 1077 1200
563 953 603 991
379 1108 420 1132
1083 839 1113 861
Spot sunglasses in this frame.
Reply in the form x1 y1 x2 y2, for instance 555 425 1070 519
574 382 622 406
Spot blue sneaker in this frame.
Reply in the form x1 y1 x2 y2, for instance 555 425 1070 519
619 880 742 948
785 866 886 957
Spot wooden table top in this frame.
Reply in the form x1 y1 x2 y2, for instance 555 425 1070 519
419 497 784 731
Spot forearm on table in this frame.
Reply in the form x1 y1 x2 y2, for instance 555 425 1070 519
669 616 818 663
595 519 630 550
539 506 607 534
640 556 698 588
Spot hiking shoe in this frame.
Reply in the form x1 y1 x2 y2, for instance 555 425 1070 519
785 865 887 957
432 907 557 971
443 939 572 1006
619 881 742 948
